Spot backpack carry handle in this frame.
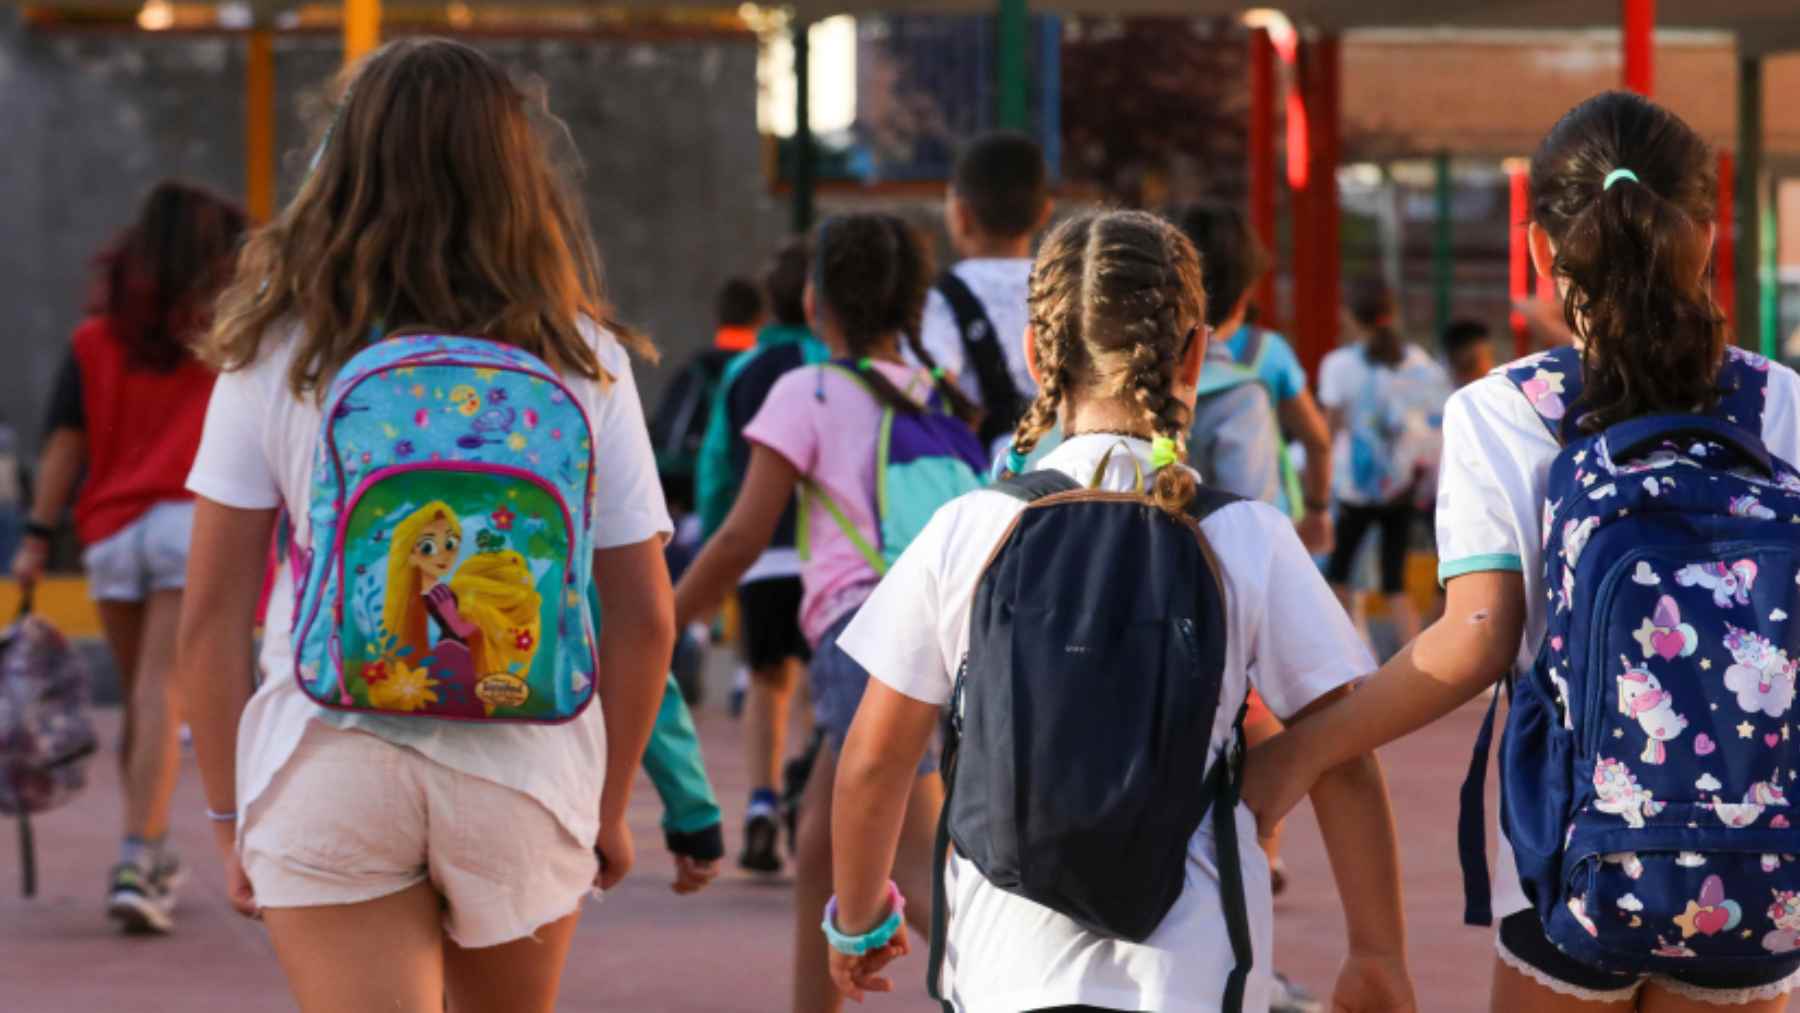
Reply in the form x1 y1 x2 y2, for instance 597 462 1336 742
1605 414 1773 476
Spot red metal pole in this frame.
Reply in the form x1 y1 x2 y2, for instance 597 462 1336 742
1717 149 1737 336
1315 34 1342 367
1623 0 1655 96
1508 163 1531 358
1249 28 1278 327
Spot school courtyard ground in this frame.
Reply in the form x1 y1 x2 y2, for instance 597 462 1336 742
0 663 1494 1012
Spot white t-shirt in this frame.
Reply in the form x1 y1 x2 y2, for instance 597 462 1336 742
918 257 1036 413
1434 348 1800 919
186 320 673 849
1318 342 1451 506
837 433 1373 1013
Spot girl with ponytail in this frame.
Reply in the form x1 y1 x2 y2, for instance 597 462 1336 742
822 210 1410 1013
673 213 965 1013
1243 92 1800 1011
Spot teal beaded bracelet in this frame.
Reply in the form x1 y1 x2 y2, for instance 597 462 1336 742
821 881 906 956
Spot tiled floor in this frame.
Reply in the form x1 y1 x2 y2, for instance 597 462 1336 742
0 666 1500 1012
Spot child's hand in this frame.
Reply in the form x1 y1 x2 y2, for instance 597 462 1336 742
1241 730 1321 840
828 932 910 1003
1330 950 1415 1013
671 855 719 895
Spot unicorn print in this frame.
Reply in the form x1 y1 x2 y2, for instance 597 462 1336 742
1562 517 1601 569
1766 891 1800 954
1617 666 1688 764
1731 495 1779 521
1594 758 1665 829
1676 560 1758 609
1723 624 1798 717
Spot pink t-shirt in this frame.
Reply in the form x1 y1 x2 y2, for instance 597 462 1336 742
743 359 930 645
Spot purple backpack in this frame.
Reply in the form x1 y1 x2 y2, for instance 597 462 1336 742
0 605 97 896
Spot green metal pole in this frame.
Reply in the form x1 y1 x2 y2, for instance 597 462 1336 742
1737 55 1765 354
996 0 1029 131
791 17 815 234
1762 184 1780 358
1433 151 1453 340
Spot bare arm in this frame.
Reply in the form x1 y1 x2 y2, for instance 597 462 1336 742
1242 570 1525 832
829 679 939 999
26 428 85 530
12 428 87 587
1309 752 1417 1011
178 499 275 815
672 444 799 629
594 537 677 831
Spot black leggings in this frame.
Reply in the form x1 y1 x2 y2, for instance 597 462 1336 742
1324 499 1418 595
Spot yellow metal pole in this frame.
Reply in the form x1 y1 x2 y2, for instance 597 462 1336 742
245 28 275 221
343 0 380 65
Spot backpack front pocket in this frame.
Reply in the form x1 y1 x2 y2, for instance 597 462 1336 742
303 462 590 721
1559 807 1800 974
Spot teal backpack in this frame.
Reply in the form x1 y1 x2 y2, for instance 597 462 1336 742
800 362 989 574
291 334 597 722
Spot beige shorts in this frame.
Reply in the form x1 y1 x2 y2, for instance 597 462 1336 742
241 721 598 948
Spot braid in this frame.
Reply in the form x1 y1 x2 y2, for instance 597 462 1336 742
1019 211 1202 508
1010 215 1096 464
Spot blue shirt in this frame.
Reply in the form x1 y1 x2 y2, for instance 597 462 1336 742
1223 325 1307 405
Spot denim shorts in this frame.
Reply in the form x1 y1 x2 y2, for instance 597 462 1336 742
82 500 194 602
809 607 937 776
1498 909 1800 1005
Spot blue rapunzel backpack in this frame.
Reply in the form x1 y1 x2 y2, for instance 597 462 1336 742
1462 344 1800 974
291 335 598 722
798 362 988 575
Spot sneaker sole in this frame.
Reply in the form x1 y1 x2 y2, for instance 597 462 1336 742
739 818 783 874
108 891 174 934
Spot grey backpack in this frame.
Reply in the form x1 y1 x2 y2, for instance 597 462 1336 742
0 602 97 896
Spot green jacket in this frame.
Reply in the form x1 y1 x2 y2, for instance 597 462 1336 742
643 671 724 859
696 324 830 537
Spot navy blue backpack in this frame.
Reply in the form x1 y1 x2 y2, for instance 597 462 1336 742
1462 344 1800 974
928 467 1252 1012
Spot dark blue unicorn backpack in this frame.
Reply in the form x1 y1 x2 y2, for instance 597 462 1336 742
1462 344 1800 974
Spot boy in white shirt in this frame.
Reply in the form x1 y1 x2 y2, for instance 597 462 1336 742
919 131 1053 455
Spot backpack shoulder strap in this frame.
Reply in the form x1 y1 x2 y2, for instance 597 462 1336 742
935 272 1019 430
1236 326 1269 372
1503 346 1584 444
989 470 1081 503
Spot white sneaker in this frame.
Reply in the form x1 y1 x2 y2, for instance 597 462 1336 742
107 855 182 934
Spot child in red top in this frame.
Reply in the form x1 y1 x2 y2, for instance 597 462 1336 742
13 179 246 934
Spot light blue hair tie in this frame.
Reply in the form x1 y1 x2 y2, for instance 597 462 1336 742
1004 446 1029 475
1603 168 1639 191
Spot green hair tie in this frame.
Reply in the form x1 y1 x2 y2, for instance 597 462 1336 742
857 357 874 371
931 366 946 380
1603 168 1639 191
1150 435 1179 471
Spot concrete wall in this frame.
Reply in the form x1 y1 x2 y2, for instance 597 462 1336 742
0 12 786 452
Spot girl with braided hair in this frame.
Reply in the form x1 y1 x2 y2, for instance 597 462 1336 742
674 212 974 1013
824 210 1411 1012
